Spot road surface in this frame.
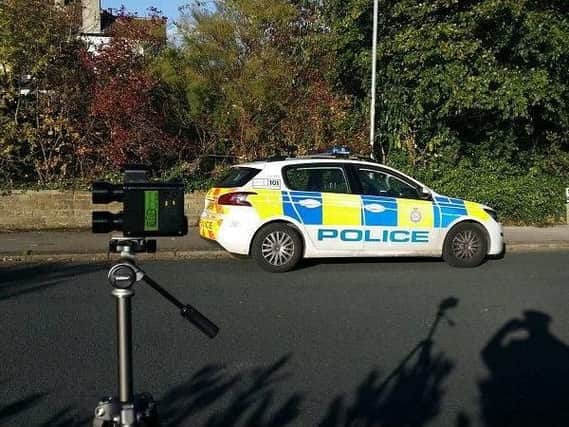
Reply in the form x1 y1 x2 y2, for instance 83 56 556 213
1 253 569 426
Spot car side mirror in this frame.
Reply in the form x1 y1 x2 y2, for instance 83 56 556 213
419 188 432 200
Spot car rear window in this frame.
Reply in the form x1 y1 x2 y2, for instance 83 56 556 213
215 167 261 188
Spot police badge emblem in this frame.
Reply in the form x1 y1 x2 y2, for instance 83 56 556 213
410 208 422 223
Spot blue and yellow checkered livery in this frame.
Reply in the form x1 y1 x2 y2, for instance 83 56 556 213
247 191 490 228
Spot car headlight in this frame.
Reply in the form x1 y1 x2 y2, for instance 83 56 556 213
484 208 498 222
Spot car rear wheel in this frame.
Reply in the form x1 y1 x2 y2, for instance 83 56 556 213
443 222 488 268
252 223 303 273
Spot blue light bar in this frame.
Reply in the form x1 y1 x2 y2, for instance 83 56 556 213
327 146 351 156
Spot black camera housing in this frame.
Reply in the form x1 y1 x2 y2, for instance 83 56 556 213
92 167 188 237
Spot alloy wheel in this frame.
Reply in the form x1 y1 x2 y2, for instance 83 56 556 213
452 230 481 260
261 231 295 266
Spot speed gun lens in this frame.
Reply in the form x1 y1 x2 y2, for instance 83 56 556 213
92 211 123 234
92 182 124 204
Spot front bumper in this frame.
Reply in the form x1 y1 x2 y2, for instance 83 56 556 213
487 221 504 256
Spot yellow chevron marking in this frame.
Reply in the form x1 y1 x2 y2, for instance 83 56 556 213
465 201 491 221
397 199 434 228
322 193 362 226
248 190 283 219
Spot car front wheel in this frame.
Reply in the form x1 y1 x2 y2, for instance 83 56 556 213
443 222 488 268
251 223 303 273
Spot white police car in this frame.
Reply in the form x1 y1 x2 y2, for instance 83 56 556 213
199 152 504 272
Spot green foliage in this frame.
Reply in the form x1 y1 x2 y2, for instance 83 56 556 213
155 0 365 161
0 0 87 186
390 150 568 225
434 169 565 226
159 162 220 192
325 0 569 166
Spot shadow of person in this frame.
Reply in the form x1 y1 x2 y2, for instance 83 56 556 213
479 310 569 427
320 298 457 427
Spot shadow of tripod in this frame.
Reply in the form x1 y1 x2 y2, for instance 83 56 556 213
321 297 458 427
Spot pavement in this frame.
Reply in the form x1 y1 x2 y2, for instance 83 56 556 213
0 228 224 262
1 225 569 262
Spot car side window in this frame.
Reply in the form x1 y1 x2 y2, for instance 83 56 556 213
285 166 350 194
357 168 420 200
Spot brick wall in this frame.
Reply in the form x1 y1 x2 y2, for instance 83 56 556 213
0 190 206 231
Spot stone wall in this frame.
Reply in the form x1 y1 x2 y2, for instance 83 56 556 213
0 190 206 231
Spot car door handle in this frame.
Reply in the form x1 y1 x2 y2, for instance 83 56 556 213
298 199 322 209
364 203 386 213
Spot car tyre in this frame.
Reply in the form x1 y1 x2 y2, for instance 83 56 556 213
443 222 488 268
252 223 303 273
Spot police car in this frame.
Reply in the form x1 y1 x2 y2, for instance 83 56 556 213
199 151 504 272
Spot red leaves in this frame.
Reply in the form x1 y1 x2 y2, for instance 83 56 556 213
81 15 176 168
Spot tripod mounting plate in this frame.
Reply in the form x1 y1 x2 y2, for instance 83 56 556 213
109 237 157 254
93 393 158 427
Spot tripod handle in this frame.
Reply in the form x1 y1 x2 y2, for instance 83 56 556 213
140 274 219 338
181 304 219 338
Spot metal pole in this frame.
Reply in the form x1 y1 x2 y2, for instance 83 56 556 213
369 0 379 160
566 188 569 224
114 288 134 404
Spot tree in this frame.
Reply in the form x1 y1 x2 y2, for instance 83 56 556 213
155 0 364 166
82 9 183 171
0 0 87 185
323 0 569 170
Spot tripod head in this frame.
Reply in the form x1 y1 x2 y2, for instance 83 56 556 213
109 237 157 256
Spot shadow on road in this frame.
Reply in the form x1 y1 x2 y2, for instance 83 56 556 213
0 262 105 301
479 310 569 427
159 354 303 426
38 406 90 427
0 393 46 421
319 298 457 427
0 298 463 426
297 257 442 271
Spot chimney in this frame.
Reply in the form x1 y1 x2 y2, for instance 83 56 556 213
82 0 101 34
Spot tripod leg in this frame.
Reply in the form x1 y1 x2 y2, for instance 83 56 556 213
94 259 162 427
114 288 134 404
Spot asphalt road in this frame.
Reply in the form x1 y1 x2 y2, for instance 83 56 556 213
1 253 569 427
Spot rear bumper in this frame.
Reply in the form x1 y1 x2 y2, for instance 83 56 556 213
198 208 260 255
198 216 221 241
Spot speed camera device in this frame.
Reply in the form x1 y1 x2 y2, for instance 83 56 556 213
92 166 188 237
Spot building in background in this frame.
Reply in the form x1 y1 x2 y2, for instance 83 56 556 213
54 0 166 52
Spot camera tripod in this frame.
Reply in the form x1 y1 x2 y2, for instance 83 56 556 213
93 237 219 427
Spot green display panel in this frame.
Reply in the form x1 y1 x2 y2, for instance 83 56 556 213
144 190 159 231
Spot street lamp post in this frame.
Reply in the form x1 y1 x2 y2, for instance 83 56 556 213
369 0 379 160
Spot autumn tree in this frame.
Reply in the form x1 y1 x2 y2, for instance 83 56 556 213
0 0 87 185
155 0 363 166
82 9 185 172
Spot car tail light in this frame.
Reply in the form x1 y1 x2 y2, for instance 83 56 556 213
217 192 256 206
